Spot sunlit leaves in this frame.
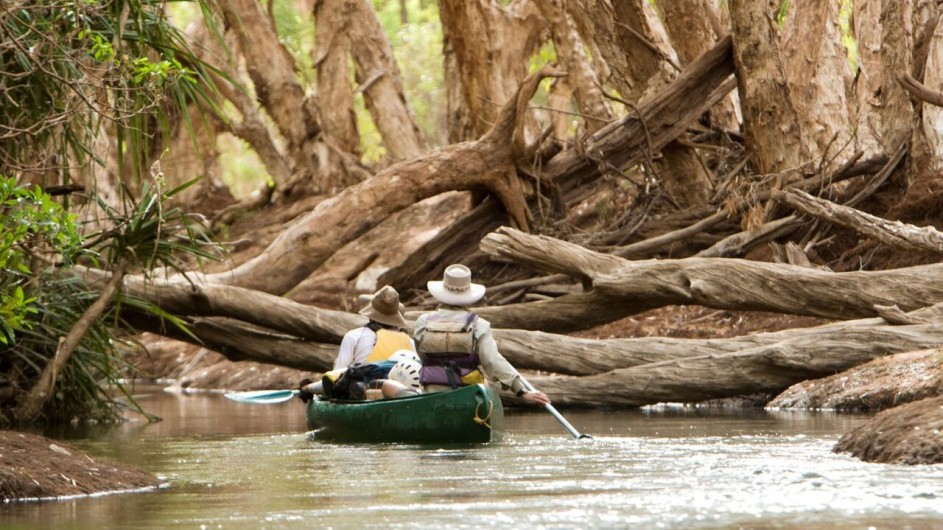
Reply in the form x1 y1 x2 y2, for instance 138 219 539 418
0 0 225 182
0 176 82 344
1 174 225 425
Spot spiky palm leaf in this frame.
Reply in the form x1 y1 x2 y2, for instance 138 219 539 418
2 174 225 426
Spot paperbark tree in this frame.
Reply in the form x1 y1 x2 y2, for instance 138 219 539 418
218 0 326 193
314 0 361 157
659 0 740 132
728 0 808 178
196 67 557 293
438 0 546 141
781 0 853 172
345 0 427 160
533 0 612 134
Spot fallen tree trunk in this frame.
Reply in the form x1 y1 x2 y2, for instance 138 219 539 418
493 303 943 375
79 266 362 342
89 261 943 387
377 198 505 295
194 67 560 295
127 300 943 407
124 314 339 372
773 188 943 254
597 150 888 258
524 320 943 407
476 227 943 330
308 34 739 296
542 36 736 193
694 215 802 258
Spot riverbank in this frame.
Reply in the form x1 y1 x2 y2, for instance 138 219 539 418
0 430 163 502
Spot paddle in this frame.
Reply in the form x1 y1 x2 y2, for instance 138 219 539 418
224 389 300 404
520 377 592 440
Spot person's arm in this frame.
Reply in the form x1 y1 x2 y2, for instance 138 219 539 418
333 329 359 370
352 327 381 365
475 320 550 405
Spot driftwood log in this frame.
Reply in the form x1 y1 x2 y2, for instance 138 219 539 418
476 227 943 331
101 259 943 374
772 188 943 254
378 35 738 293
524 316 943 407
132 302 943 407
84 263 943 407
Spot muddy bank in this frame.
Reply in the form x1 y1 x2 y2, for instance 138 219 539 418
0 430 162 502
768 348 943 412
769 348 943 465
834 395 943 464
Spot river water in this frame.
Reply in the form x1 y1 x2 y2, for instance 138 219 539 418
3 387 943 529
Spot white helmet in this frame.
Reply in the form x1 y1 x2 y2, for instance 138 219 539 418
388 359 421 389
388 349 421 365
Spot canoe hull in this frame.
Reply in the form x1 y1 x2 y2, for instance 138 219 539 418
306 384 504 444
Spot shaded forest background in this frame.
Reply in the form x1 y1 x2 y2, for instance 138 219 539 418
4 0 943 427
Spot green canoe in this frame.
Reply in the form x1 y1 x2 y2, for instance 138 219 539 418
306 384 504 444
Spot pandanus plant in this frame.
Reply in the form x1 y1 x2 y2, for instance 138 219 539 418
3 173 225 426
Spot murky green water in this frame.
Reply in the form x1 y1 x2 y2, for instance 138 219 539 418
3 387 943 529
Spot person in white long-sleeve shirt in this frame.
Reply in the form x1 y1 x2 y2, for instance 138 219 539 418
299 286 415 399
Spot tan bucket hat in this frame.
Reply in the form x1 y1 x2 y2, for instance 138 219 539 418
359 285 408 329
427 264 486 306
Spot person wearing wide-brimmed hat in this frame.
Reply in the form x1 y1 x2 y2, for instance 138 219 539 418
382 264 550 405
299 285 415 400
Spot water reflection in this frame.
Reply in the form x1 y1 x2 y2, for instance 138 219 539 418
3 387 943 530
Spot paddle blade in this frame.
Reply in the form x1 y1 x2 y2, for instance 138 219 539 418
224 389 299 404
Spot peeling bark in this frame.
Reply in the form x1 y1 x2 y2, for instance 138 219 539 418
346 0 427 159
773 188 943 254
477 226 943 330
728 0 808 176
314 0 360 156
534 0 613 133
438 0 546 140
219 0 320 177
781 0 854 170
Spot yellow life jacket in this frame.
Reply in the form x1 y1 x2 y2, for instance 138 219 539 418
366 328 414 363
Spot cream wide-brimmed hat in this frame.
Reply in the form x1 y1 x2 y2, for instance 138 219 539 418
427 264 486 306
359 285 408 329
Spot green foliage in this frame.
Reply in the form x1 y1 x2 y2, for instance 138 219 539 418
92 175 224 274
839 0 857 71
11 273 135 424
217 134 272 198
0 177 82 344
530 41 559 109
0 0 224 182
776 0 791 26
1 175 225 425
272 0 316 84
